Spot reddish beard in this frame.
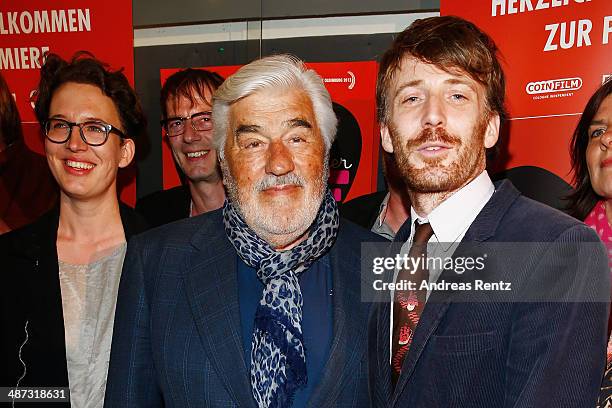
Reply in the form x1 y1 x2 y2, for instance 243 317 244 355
406 127 462 164
391 117 489 194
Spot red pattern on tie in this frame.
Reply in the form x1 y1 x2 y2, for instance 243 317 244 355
391 222 434 386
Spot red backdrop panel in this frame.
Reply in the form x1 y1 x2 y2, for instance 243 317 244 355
441 0 612 183
0 1 136 204
160 61 379 202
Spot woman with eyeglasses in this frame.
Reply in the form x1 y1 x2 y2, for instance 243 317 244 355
0 52 148 407
567 79 612 408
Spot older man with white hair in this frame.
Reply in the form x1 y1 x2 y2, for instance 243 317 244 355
105 55 380 408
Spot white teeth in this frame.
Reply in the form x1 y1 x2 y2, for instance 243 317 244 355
66 160 94 170
425 146 441 151
186 150 209 158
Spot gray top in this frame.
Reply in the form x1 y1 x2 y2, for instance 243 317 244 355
58 243 127 408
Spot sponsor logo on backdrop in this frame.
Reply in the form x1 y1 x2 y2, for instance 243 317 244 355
526 77 582 95
525 77 582 100
323 71 356 90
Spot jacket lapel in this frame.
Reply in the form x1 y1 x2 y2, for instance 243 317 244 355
390 292 453 405
306 226 370 408
390 180 521 405
23 208 70 385
184 211 256 408
370 300 393 407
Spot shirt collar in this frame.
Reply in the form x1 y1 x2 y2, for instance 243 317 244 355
410 170 494 245
376 192 391 227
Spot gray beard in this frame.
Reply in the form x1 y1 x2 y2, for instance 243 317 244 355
220 159 329 248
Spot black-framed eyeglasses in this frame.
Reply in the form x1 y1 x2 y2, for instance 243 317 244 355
161 111 212 137
44 118 126 147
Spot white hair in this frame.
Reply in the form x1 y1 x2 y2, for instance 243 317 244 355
212 54 337 159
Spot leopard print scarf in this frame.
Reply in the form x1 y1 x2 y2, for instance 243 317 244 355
223 189 339 408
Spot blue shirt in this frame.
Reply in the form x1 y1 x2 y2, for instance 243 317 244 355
237 254 333 408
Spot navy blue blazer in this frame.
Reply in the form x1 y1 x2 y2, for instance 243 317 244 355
368 180 610 408
104 209 382 407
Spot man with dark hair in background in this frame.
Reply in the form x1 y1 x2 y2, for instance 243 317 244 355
136 68 226 227
368 16 609 407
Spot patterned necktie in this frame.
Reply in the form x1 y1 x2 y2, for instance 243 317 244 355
391 221 434 386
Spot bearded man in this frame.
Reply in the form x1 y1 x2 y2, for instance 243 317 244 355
105 55 379 408
368 16 610 407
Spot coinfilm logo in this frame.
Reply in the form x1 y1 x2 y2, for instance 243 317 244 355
525 77 583 95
